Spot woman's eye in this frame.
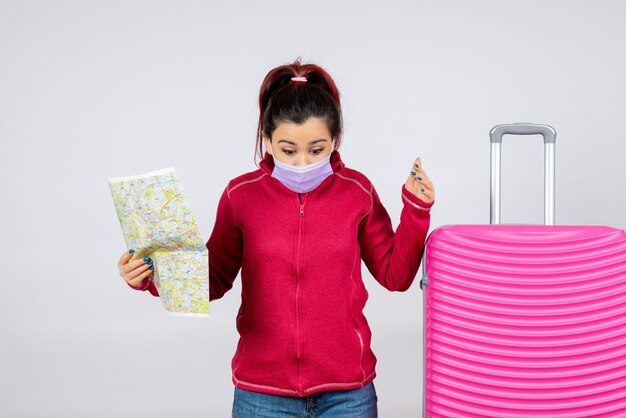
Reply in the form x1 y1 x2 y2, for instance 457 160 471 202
281 148 324 156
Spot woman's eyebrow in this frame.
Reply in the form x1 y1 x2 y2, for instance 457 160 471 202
277 139 328 145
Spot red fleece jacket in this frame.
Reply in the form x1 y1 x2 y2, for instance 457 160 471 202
129 149 434 397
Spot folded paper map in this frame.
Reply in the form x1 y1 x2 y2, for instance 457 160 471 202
108 167 209 317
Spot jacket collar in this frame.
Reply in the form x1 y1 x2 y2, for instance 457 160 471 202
259 149 346 175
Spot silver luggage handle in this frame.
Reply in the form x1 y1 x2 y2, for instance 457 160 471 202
489 123 557 225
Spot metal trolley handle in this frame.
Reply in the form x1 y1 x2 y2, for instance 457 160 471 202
489 123 557 225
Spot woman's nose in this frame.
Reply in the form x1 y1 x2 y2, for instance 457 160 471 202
294 156 310 166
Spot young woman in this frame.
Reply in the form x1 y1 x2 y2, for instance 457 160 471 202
118 57 435 417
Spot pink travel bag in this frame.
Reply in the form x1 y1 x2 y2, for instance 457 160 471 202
419 124 626 417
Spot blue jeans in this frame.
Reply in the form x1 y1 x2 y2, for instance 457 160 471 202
232 382 378 418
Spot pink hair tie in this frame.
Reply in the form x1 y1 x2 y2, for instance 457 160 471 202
291 76 307 82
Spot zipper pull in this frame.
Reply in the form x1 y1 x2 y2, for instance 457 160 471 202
298 192 306 216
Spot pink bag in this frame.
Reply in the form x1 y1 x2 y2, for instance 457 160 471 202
420 124 626 417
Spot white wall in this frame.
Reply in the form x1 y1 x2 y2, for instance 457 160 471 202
2 0 625 416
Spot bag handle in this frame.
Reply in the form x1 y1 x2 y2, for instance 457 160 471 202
489 123 557 225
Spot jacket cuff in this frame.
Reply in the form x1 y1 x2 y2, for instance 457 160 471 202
127 277 151 291
146 280 160 297
401 184 434 211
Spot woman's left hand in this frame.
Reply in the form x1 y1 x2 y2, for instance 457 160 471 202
405 157 435 203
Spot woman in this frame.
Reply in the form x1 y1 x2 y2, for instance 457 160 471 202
118 57 435 417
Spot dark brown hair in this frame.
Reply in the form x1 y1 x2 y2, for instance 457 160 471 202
255 57 343 164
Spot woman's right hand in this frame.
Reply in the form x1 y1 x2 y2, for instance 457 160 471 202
118 250 153 288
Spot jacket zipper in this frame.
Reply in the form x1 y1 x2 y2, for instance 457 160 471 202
295 192 306 393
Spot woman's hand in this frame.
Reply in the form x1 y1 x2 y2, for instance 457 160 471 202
405 157 435 203
118 250 154 288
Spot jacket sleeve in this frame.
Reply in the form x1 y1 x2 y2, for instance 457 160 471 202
127 185 243 301
357 183 434 291
206 184 244 301
127 276 159 297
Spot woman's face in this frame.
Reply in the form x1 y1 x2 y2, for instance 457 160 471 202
264 117 334 166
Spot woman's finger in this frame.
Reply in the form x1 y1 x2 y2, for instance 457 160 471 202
406 176 431 196
420 187 435 200
120 257 152 281
407 157 435 202
128 268 154 288
409 160 433 189
117 250 134 268
409 157 422 176
410 158 433 182
406 184 434 203
410 172 433 190
120 255 152 275
118 249 144 275
126 261 153 283
405 178 435 202
411 163 431 182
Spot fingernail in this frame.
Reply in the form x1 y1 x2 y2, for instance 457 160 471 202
421 188 425 192
410 171 416 175
414 163 419 168
147 259 153 265
129 249 134 254
149 266 154 270
417 177 422 181
143 257 150 262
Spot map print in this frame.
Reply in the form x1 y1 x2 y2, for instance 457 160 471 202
108 167 209 316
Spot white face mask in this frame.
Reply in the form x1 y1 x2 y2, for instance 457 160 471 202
269 143 334 193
